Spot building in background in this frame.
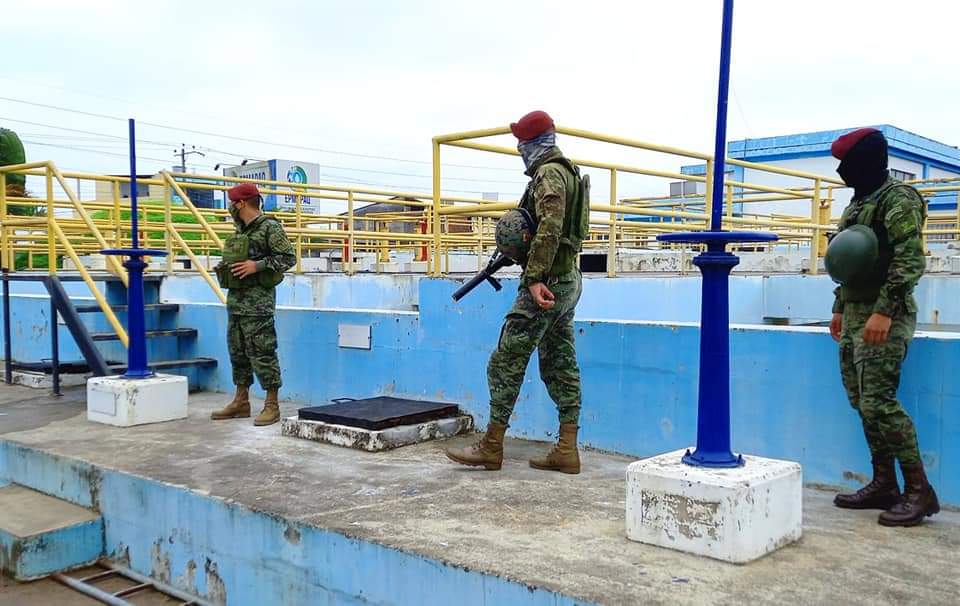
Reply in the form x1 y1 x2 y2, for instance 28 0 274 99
672 125 960 217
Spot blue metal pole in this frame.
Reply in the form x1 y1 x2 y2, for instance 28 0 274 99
122 119 149 378
710 0 735 232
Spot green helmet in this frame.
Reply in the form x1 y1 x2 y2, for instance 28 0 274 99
825 224 879 285
495 208 537 263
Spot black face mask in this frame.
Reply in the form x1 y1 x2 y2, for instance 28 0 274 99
837 131 889 199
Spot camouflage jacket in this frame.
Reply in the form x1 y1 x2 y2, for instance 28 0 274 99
226 213 296 316
832 177 926 317
519 148 578 287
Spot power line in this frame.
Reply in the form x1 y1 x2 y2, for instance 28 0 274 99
0 95 518 171
4 114 526 185
21 140 210 169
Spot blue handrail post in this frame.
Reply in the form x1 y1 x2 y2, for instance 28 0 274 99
101 119 167 379
657 0 778 468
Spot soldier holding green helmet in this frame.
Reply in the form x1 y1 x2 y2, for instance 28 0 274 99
825 127 938 526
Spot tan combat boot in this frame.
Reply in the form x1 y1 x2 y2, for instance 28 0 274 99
445 422 507 470
210 385 251 420
529 423 581 474
254 389 281 426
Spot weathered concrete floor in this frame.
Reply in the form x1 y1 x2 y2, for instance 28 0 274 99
1 385 959 606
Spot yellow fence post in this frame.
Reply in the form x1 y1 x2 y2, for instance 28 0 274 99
808 178 821 275
703 159 714 229
955 190 960 242
607 168 618 277
165 182 174 275
0 172 7 270
347 191 355 275
431 139 442 276
295 192 303 274
46 166 55 274
112 181 122 248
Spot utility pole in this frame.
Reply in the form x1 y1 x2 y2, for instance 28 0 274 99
174 143 205 173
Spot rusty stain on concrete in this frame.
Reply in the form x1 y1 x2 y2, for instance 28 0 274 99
204 558 227 604
642 490 721 541
151 538 172 584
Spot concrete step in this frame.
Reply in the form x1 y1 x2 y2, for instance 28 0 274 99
108 357 218 373
89 327 197 341
73 303 180 313
0 484 103 581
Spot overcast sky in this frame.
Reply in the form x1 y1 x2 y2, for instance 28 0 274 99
2 0 957 202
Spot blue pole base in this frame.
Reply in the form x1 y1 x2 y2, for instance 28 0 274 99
682 447 744 468
656 231 778 469
102 248 167 380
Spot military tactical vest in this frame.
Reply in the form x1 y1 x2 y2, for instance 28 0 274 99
518 156 590 276
838 180 925 303
215 222 284 290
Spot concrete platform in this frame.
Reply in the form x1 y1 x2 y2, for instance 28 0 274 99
1 385 959 605
281 414 473 451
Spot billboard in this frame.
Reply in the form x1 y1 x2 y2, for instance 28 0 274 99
224 160 321 213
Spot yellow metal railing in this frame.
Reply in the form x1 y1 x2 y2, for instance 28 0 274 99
4 127 960 315
432 124 848 276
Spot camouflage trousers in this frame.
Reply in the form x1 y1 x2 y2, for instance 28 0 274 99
488 269 582 426
839 301 920 464
228 314 282 390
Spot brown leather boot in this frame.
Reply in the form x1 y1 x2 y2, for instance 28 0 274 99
833 457 901 510
254 389 281 426
879 463 940 527
445 422 507 470
210 385 251 420
529 423 580 475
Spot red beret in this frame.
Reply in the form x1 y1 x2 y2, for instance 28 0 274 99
831 128 880 160
510 110 555 141
228 182 260 202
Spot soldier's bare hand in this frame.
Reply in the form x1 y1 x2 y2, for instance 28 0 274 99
863 313 892 344
830 313 842 342
529 282 555 310
230 260 258 279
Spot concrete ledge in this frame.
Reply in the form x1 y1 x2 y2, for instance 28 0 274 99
281 414 473 451
626 448 803 564
10 371 87 390
0 484 103 581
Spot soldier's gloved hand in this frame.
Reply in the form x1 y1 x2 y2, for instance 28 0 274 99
230 260 258 279
863 313 892 345
830 313 842 342
528 282 555 310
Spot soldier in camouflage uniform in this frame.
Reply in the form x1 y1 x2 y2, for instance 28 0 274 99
447 111 588 474
211 183 296 426
827 128 939 526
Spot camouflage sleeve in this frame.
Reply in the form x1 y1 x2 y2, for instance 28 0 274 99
255 220 296 274
874 187 926 317
521 165 567 287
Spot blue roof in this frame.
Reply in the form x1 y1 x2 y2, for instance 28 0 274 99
681 125 960 175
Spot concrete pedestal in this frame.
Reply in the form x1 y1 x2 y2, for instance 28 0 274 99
626 448 802 564
86 373 188 427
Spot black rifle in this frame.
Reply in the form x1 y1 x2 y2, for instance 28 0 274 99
451 252 515 302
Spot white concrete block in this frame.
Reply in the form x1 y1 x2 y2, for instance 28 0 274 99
86 374 188 427
626 448 802 564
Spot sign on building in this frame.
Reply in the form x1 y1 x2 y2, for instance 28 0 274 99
224 160 321 213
